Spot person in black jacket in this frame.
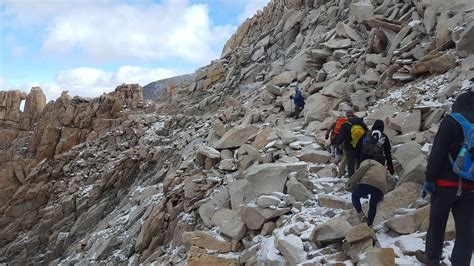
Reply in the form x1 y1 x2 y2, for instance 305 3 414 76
416 91 474 266
332 110 368 177
360 119 395 175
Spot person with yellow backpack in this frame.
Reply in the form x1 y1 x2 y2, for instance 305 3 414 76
331 109 368 177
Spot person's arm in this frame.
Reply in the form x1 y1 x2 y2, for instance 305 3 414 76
345 161 371 191
325 122 336 140
425 116 459 182
383 135 395 175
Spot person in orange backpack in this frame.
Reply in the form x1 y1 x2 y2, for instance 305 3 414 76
332 109 368 178
326 114 348 177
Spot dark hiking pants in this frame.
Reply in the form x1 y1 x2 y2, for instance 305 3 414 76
294 105 304 119
352 184 383 226
426 186 474 265
345 148 360 178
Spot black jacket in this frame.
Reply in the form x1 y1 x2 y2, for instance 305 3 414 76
361 132 395 175
360 119 395 175
425 91 474 185
332 116 368 151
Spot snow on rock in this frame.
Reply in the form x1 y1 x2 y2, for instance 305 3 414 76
276 234 307 264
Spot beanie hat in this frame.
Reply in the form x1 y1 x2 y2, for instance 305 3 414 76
372 119 385 132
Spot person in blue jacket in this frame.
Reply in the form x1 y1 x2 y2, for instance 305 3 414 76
289 79 305 119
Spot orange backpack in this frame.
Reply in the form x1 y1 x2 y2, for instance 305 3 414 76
333 117 347 137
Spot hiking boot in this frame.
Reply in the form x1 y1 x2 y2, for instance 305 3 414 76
415 250 440 266
357 212 368 224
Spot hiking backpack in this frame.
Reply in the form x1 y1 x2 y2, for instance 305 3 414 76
332 117 347 139
449 113 474 181
362 130 385 159
348 122 365 148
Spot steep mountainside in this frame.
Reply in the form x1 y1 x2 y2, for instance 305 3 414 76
0 0 473 264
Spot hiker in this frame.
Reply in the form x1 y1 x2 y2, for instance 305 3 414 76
345 154 387 227
326 114 349 177
360 119 395 175
289 80 305 119
416 91 474 266
332 109 368 177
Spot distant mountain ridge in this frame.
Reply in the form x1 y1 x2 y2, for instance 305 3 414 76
143 74 195 100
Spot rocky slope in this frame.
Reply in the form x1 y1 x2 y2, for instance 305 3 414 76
1 0 473 265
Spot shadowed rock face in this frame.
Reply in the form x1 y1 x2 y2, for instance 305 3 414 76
0 85 144 231
142 74 195 100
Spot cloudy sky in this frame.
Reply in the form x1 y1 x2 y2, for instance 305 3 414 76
0 0 269 100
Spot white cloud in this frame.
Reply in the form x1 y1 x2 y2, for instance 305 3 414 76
3 0 236 64
238 0 269 22
1 66 183 101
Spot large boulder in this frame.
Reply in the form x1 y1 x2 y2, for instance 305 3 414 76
286 177 312 202
195 145 221 169
276 234 307 265
275 128 298 144
212 119 227 137
411 53 457 74
310 217 352 245
395 237 425 255
318 194 352 210
457 21 474 57
211 209 247 241
297 149 331 164
214 125 258 149
398 155 427 185
422 108 445 130
350 0 374 21
182 230 232 253
265 84 284 96
373 182 422 225
389 111 421 135
244 163 289 196
366 104 399 126
322 39 353 49
229 179 254 210
393 141 423 169
238 205 291 230
272 71 297 86
360 248 396 266
385 205 430 235
256 195 282 208
344 224 376 244
198 188 230 227
304 93 331 124
257 237 287 265
320 81 353 98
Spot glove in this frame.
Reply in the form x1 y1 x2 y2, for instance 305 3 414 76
422 181 435 198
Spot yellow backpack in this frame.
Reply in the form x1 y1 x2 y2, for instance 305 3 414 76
349 123 365 148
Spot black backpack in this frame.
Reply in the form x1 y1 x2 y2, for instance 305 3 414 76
362 130 384 159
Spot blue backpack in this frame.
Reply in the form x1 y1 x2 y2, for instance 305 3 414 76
449 113 474 181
